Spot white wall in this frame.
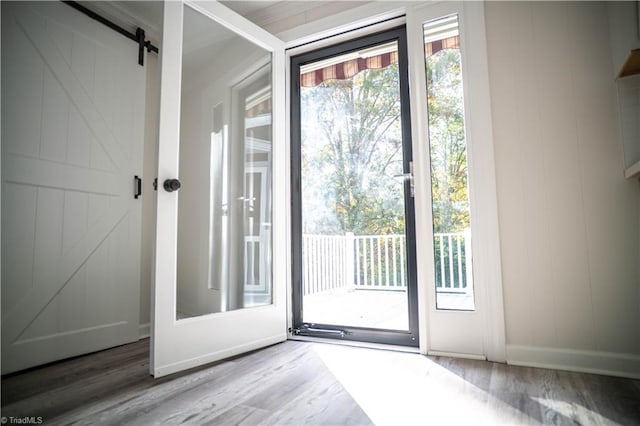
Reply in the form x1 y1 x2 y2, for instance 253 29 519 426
607 1 639 77
485 1 640 376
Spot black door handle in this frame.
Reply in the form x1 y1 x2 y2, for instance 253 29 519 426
163 178 181 192
134 175 142 199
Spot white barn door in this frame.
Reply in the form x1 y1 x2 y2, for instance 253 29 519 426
1 2 145 374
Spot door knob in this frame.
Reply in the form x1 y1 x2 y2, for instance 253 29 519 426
163 178 181 192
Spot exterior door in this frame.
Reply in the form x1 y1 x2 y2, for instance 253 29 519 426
151 0 286 377
290 27 420 347
1 1 144 373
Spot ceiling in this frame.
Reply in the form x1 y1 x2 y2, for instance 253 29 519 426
220 1 282 17
89 1 368 43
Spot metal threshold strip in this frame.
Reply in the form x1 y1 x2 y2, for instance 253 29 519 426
291 325 421 354
293 323 419 348
294 324 347 338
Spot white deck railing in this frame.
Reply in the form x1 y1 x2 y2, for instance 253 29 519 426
354 234 406 290
302 231 472 296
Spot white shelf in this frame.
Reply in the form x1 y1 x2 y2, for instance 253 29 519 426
618 48 640 78
608 3 640 179
616 74 640 180
625 159 640 179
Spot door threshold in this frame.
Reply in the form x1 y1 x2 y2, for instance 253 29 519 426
288 334 421 354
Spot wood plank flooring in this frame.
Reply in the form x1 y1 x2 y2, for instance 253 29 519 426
2 339 639 425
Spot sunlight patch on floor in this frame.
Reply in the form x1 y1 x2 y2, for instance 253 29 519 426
312 344 539 425
531 397 610 425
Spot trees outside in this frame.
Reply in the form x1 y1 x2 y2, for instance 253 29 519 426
425 48 472 292
299 44 472 292
300 47 470 238
426 49 470 234
301 64 405 236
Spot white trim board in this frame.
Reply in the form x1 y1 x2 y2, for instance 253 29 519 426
507 345 640 380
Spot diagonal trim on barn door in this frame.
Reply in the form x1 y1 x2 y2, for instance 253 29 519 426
14 7 127 171
14 321 128 345
2 203 130 345
4 155 121 196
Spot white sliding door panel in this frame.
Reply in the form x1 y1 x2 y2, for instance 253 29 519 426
1 2 145 374
151 1 286 377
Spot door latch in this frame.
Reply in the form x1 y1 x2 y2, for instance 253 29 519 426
393 161 415 197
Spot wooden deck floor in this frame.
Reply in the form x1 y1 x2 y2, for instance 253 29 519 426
304 289 409 330
303 289 475 330
2 339 639 425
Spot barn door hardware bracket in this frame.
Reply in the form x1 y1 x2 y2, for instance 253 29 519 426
62 1 159 66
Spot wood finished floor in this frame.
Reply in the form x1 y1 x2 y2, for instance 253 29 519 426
2 339 639 425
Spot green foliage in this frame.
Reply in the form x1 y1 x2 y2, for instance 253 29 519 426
301 65 405 235
300 48 471 238
426 50 470 233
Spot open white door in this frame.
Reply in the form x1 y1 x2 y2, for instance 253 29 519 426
151 0 287 377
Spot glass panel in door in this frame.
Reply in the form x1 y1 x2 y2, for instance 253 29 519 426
423 15 475 311
292 27 419 347
176 5 272 319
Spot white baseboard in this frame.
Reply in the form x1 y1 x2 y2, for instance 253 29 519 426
506 344 640 379
138 323 150 339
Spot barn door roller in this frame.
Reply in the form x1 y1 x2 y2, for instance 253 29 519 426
62 1 159 66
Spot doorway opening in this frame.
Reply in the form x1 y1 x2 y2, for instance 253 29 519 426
291 26 419 347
